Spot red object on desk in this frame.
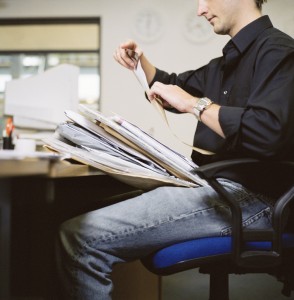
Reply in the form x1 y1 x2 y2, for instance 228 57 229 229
3 117 14 149
6 117 14 137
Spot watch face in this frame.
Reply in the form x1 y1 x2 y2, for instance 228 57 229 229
197 98 207 110
196 97 212 111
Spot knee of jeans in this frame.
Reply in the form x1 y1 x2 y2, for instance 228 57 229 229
57 218 81 260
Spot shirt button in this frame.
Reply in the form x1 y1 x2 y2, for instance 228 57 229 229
223 90 228 95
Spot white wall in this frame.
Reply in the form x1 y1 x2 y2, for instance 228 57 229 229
0 0 293 156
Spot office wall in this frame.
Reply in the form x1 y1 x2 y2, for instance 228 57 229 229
0 0 293 156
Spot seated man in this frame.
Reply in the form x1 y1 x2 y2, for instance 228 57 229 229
56 0 294 299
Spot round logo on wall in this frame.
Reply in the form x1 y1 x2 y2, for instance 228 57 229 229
132 8 164 44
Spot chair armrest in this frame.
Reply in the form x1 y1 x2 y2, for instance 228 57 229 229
193 158 294 268
195 158 260 178
195 158 294 182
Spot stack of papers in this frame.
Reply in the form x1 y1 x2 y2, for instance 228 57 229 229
43 105 207 190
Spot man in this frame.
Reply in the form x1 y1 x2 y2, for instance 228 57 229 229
56 0 294 299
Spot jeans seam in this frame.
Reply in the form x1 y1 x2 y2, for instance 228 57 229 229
220 206 272 236
71 205 226 262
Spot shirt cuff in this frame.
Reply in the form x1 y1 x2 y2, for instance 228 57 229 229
219 106 245 137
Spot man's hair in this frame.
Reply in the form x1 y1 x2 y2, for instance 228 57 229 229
255 0 267 9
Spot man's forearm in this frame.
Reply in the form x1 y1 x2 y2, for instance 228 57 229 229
140 54 156 85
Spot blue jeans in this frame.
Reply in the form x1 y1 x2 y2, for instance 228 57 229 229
56 179 274 299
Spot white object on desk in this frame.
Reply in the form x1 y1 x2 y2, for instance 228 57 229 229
14 138 36 153
4 64 79 130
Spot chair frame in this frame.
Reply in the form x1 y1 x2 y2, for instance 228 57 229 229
142 159 294 299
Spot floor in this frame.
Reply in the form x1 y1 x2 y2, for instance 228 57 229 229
162 269 291 300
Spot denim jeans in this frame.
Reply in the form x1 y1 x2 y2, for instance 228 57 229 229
56 179 274 299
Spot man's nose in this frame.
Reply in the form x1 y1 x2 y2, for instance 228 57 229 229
197 0 208 16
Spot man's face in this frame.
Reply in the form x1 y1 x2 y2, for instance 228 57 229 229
197 0 241 36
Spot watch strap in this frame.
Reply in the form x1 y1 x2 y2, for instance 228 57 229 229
193 97 213 121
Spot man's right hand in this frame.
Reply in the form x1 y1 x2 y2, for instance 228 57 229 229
113 40 143 70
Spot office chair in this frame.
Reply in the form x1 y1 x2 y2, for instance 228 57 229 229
142 158 294 299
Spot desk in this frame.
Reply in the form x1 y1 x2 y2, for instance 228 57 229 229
0 159 51 300
0 158 160 300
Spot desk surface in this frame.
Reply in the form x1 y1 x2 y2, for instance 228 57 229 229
0 159 50 177
0 156 103 178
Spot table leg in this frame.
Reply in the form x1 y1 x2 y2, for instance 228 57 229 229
0 179 11 300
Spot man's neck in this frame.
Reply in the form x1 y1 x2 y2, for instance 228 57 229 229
230 10 262 37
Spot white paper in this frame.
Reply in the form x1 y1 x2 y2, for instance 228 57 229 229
78 105 208 186
57 121 168 176
43 135 196 189
112 115 197 169
133 60 150 92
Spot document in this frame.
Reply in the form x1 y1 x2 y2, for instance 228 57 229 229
63 110 162 170
43 105 208 189
78 105 207 186
56 122 169 176
44 134 196 190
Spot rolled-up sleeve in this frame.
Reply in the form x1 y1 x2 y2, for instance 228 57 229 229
219 106 244 137
219 43 294 158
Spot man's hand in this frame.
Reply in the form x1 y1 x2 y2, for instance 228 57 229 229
148 81 197 113
113 40 143 70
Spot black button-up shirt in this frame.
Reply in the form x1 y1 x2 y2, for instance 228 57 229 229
151 16 294 170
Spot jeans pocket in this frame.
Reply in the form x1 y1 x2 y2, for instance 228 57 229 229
217 180 273 237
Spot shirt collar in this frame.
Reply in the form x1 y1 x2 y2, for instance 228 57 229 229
223 15 273 55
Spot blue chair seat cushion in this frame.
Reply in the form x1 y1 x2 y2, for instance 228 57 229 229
151 233 294 269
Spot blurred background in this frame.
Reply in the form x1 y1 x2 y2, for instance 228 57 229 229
0 0 293 156
0 1 293 298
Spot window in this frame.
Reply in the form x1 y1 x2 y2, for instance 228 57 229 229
0 17 101 116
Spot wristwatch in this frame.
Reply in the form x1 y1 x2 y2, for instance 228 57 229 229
193 97 213 121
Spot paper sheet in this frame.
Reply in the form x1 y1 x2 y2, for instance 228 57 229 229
57 121 169 176
43 135 196 190
78 105 208 186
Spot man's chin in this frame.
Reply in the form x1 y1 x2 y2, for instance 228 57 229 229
213 26 228 36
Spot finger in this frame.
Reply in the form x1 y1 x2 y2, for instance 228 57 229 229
148 84 165 102
146 90 154 101
121 40 143 60
125 49 139 62
121 48 137 69
150 81 166 97
120 39 136 51
114 47 135 70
